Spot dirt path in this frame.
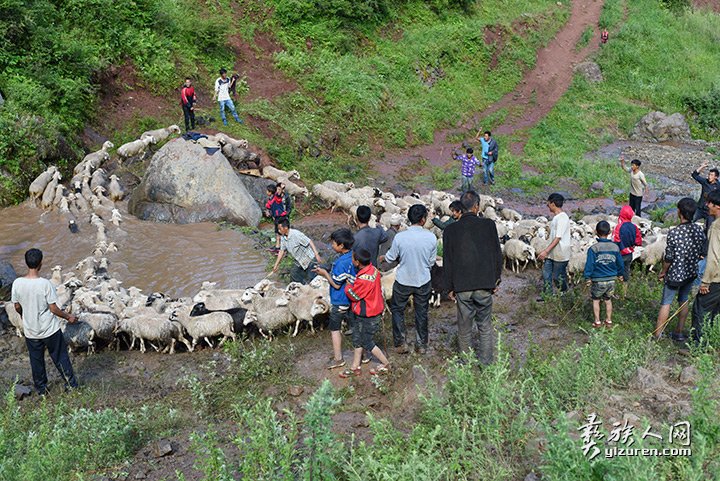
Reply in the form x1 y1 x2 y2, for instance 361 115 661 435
377 0 606 178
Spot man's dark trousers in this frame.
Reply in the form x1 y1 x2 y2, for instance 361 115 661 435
182 104 196 131
692 283 720 343
25 329 78 394
390 281 431 348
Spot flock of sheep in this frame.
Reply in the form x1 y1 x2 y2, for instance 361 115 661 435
5 128 672 355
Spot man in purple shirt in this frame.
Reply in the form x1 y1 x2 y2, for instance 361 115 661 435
458 147 480 193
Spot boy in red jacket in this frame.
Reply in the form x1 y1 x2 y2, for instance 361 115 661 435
341 248 390 378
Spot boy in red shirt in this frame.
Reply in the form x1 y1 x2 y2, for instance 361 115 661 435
180 77 197 131
341 248 390 378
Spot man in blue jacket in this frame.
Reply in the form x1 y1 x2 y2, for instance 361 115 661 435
583 221 624 329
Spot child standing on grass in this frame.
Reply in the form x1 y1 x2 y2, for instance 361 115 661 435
340 248 390 378
313 229 357 370
583 221 624 328
459 147 480 193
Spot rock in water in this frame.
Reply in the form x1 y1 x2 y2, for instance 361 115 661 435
0 260 17 290
631 111 691 143
129 139 262 226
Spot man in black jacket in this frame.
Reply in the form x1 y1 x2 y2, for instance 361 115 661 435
443 190 502 364
692 162 720 233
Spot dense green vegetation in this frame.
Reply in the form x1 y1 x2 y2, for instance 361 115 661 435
0 0 234 204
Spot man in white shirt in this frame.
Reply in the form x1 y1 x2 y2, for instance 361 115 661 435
11 248 78 395
213 68 242 126
537 193 571 301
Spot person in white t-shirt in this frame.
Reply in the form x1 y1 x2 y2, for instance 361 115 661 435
537 193 571 301
213 68 242 126
11 248 78 395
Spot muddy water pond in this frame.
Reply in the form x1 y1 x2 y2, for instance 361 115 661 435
0 203 267 298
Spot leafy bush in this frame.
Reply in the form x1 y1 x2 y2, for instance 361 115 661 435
684 86 720 134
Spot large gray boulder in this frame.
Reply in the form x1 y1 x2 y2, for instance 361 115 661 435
129 139 261 226
632 111 691 142
0 260 17 291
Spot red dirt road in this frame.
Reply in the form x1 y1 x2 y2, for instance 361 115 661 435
377 0 606 177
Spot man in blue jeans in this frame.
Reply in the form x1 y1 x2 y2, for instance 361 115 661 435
537 193 571 301
479 130 499 185
213 68 242 126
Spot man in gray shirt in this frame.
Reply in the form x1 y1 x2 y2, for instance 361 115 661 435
353 205 388 267
11 248 78 395
380 204 437 354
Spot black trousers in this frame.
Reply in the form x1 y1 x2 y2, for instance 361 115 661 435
26 329 78 395
182 104 196 131
692 283 720 343
629 194 642 217
390 280 431 347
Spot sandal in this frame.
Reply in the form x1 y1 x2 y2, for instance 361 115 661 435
339 367 361 378
604 320 614 328
370 364 390 375
592 320 602 329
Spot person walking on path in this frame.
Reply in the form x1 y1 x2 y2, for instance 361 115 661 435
537 193 572 300
458 148 480 193
653 198 706 341
11 248 79 395
271 219 324 284
619 155 648 217
378 213 402 272
691 190 720 344
600 28 609 44
612 205 643 281
432 200 465 231
379 204 437 355
691 162 720 233
479 131 499 185
312 229 356 370
180 77 197 132
583 221 624 329
353 205 388 267
340 248 391 378
443 190 502 364
213 68 242 126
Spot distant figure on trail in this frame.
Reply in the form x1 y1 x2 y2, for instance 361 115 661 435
312 229 356 370
653 198 705 341
537 193 571 301
353 205 388 267
180 77 197 132
213 68 242 126
458 147 480 193
691 161 720 233
443 190 502 365
584 221 624 329
619 155 648 217
271 218 323 284
601 28 609 44
691 190 720 344
379 204 437 355
265 182 292 252
613 205 643 281
432 200 465 231
11 248 79 395
479 131 499 185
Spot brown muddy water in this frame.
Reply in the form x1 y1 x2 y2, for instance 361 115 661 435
0 203 267 298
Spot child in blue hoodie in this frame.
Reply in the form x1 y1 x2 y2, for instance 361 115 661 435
584 221 624 328
313 228 357 370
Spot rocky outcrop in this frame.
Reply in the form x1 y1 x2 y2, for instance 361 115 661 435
631 111 691 142
129 139 261 226
0 260 17 292
574 62 603 83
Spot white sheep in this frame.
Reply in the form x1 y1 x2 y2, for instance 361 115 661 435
262 166 300 182
40 171 62 210
639 234 667 272
78 312 118 344
503 239 536 273
75 141 114 174
117 136 154 159
107 175 126 202
111 208 122 226
283 284 330 334
277 177 309 197
170 308 235 350
51 184 66 208
50 266 63 286
320 180 354 192
90 168 108 192
117 314 191 353
140 125 181 144
3 302 23 337
242 306 296 340
29 166 58 202
213 132 249 149
500 208 522 222
566 249 589 284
